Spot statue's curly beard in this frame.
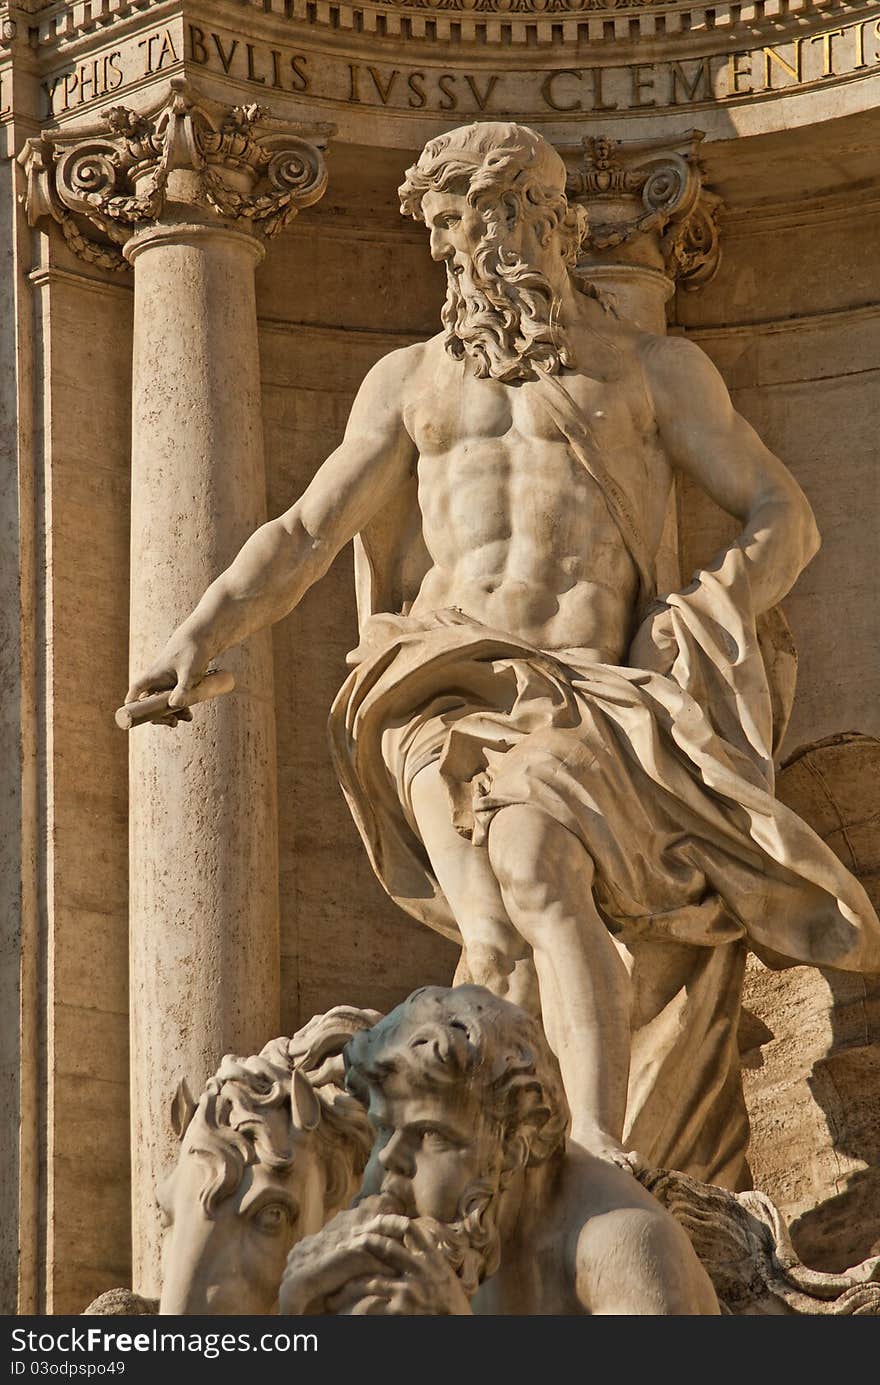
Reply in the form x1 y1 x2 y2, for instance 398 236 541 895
381 1172 503 1300
428 1176 503 1298
441 227 574 384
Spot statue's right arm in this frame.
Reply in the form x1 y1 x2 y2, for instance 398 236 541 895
126 346 420 708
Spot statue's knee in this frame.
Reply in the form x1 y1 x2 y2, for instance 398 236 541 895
488 805 589 914
488 805 544 877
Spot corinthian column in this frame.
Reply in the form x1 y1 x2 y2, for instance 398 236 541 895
20 80 330 1295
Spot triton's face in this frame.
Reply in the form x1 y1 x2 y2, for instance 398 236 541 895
421 191 485 280
359 1070 493 1224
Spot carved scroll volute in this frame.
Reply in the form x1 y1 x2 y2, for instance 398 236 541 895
17 78 333 272
19 136 58 226
19 132 136 272
567 130 722 292
201 132 328 239
661 189 724 292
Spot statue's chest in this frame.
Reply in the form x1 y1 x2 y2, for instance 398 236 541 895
410 369 650 455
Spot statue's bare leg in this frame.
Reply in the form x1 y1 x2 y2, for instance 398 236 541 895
409 763 538 1012
486 802 633 1164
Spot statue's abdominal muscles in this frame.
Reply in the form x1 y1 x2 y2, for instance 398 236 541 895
410 392 640 657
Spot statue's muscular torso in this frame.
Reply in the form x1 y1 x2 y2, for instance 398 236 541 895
400 328 673 659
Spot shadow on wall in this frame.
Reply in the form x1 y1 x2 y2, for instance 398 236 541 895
796 1033 880 1271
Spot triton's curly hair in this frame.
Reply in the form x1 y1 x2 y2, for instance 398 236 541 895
344 985 570 1169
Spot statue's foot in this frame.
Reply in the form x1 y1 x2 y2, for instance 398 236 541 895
571 1124 644 1175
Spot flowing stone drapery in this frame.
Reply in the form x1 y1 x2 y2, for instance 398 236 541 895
20 80 331 1294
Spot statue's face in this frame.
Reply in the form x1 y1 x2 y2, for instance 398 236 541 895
359 1070 495 1224
420 181 571 381
421 190 486 282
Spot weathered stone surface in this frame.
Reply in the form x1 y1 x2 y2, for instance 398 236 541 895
641 1167 880 1315
742 734 880 1273
81 1290 157 1317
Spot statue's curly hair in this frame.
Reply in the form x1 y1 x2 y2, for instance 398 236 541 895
399 122 588 268
344 985 569 1169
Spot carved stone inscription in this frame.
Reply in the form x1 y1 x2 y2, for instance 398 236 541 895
43 27 181 115
42 18 880 119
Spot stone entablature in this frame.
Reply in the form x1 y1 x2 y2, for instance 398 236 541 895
3 0 878 135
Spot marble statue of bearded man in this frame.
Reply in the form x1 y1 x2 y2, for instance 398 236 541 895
128 121 880 1189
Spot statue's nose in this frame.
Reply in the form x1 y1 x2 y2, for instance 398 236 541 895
377 1129 414 1176
429 227 452 262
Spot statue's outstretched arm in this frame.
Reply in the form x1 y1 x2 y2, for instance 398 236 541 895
126 345 419 712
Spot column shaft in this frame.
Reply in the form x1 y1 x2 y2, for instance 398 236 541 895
127 224 280 1295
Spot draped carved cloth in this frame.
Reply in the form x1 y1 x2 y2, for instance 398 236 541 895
330 398 880 1186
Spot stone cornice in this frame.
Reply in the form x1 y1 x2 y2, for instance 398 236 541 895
678 298 880 337
28 259 132 291
259 298 880 354
15 0 880 60
719 183 880 233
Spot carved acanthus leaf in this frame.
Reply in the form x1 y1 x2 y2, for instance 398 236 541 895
18 79 331 272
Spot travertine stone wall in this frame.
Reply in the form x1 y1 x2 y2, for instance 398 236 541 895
746 735 880 1273
0 135 32 1319
673 191 880 752
741 955 880 1270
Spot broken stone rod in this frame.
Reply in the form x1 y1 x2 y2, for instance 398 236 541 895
115 669 235 729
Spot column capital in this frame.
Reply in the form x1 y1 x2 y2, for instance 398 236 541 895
567 129 723 294
17 77 333 272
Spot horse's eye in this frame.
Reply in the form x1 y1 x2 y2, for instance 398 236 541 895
252 1202 292 1236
